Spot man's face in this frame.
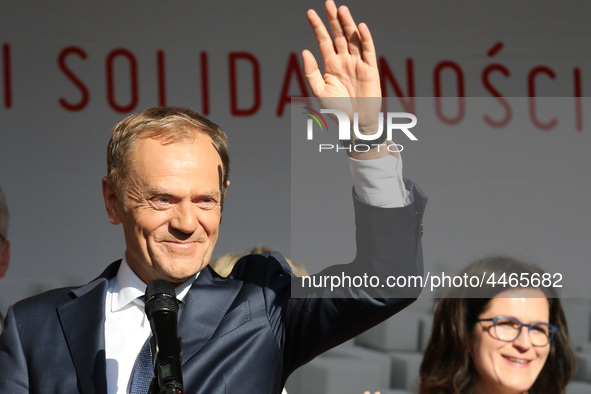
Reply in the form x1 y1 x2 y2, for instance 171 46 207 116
103 133 226 285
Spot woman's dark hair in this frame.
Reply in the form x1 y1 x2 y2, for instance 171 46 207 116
418 256 576 393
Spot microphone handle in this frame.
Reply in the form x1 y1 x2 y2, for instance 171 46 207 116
162 385 184 394
149 311 184 394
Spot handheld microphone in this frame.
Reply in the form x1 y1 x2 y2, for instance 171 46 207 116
145 279 184 394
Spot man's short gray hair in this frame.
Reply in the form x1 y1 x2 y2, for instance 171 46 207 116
0 187 9 240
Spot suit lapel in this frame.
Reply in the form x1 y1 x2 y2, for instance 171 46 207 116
178 267 243 364
54 262 241 391
57 262 120 394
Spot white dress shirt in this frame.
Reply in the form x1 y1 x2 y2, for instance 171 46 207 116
104 259 195 394
349 154 409 208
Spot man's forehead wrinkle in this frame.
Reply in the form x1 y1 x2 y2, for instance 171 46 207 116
129 161 222 199
130 138 222 176
143 186 170 198
143 185 222 198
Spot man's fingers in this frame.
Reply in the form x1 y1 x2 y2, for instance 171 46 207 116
358 22 377 67
307 8 337 61
337 5 362 57
325 0 348 54
302 49 325 97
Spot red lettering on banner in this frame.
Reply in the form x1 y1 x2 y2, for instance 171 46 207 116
482 64 512 127
157 50 166 107
486 42 504 57
106 49 139 113
2 44 12 108
527 66 556 130
5 42 585 130
574 67 582 132
229 52 261 116
200 52 210 115
276 52 310 117
58 46 90 111
379 57 415 114
482 43 511 128
433 61 465 125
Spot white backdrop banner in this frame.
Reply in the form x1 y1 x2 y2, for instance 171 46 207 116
1 0 590 310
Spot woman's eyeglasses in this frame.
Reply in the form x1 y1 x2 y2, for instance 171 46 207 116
476 316 557 347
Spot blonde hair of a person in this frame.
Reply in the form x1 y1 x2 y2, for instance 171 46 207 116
210 247 308 278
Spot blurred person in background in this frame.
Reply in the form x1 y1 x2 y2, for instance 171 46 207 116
210 246 309 278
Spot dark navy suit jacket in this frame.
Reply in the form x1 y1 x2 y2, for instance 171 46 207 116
0 181 427 393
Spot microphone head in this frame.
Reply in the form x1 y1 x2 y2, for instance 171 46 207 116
145 279 179 318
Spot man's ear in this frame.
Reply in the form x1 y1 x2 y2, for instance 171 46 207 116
102 177 123 225
0 240 10 279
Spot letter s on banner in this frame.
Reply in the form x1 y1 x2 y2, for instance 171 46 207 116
58 46 89 112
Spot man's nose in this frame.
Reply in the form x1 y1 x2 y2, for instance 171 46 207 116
169 201 199 234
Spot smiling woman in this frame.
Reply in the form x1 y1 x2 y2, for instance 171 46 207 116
418 256 576 394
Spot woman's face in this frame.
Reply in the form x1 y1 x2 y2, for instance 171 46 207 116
470 288 551 394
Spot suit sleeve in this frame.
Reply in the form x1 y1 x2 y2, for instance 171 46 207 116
276 178 427 377
0 305 30 393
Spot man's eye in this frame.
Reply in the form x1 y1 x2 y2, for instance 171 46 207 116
197 198 217 209
149 197 173 209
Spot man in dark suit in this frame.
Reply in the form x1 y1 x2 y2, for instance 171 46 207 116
0 2 427 393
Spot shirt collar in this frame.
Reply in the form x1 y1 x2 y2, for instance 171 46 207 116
110 256 198 312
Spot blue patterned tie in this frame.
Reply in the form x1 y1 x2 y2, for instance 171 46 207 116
129 337 154 394
130 295 154 394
